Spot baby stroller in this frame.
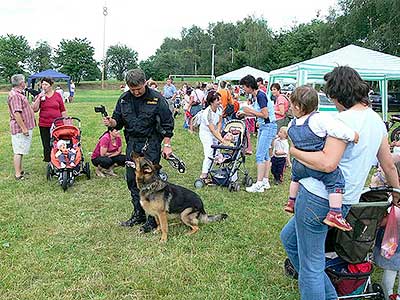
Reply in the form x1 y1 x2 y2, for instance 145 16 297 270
284 187 400 299
194 119 253 192
46 117 91 191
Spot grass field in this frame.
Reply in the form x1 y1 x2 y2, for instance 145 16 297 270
0 88 382 299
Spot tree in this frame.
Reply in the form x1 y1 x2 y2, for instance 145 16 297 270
106 44 138 80
29 41 53 73
0 34 30 81
54 38 99 83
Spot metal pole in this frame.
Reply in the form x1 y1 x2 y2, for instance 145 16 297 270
101 4 108 89
211 44 216 80
229 47 233 64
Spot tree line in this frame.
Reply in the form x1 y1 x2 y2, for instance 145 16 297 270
0 0 399 83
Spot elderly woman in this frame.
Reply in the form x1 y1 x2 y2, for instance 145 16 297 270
280 66 400 300
198 90 225 181
238 75 277 192
32 77 68 162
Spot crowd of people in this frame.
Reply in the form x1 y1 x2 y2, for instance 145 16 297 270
7 66 400 300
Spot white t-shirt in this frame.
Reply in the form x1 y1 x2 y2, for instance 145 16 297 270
301 108 387 205
199 106 222 136
191 89 205 105
288 112 357 142
273 138 289 158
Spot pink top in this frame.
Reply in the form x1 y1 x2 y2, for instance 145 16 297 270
274 94 289 121
38 92 66 127
91 132 122 159
8 88 35 134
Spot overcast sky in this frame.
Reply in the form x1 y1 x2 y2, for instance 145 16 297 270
1 0 339 62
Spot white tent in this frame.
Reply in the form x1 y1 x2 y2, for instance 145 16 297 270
216 66 269 82
269 44 400 120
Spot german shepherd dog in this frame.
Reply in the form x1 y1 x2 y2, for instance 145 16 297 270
132 153 228 242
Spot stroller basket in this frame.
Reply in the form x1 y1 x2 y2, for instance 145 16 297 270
325 257 372 297
326 187 391 264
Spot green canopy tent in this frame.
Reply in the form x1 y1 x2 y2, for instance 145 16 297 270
269 44 400 121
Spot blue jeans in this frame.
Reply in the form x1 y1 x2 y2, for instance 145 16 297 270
280 185 351 300
255 122 277 163
291 159 345 194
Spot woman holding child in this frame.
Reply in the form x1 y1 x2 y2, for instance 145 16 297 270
280 66 400 300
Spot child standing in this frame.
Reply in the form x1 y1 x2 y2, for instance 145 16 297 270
284 86 359 231
373 160 400 300
271 126 289 185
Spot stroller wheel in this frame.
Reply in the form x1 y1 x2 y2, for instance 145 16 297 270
371 283 385 300
243 175 253 187
61 170 68 191
46 163 52 181
194 178 205 189
234 183 240 192
85 162 91 179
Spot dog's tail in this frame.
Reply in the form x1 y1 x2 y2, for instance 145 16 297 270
199 212 228 223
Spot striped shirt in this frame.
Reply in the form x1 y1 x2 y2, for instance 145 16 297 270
8 88 35 135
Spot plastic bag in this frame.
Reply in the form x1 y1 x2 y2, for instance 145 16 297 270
381 205 399 259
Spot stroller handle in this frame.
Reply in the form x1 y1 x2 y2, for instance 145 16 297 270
367 186 400 195
53 116 81 124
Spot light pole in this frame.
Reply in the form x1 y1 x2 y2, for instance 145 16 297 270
211 43 216 81
229 47 233 64
101 4 108 89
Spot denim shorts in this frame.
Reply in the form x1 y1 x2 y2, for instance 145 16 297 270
255 122 277 163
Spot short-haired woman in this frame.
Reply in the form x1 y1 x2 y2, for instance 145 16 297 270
238 75 277 192
32 77 67 162
280 66 400 300
198 90 224 180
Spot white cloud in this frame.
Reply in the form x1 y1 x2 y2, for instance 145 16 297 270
0 0 338 61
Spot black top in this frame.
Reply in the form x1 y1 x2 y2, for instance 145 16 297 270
112 86 174 139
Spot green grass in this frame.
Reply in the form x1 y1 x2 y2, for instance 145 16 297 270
0 89 303 299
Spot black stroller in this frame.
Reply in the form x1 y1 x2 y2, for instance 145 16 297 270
194 119 253 192
285 187 400 299
47 117 91 191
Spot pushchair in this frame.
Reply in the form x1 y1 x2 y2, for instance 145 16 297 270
284 187 400 299
46 117 91 191
194 119 253 192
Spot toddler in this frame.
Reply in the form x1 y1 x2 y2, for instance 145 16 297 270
214 132 234 164
56 140 76 168
271 127 289 185
284 86 359 232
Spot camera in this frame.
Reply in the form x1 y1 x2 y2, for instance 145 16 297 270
94 105 108 117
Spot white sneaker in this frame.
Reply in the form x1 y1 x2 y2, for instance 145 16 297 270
60 162 66 168
262 181 271 190
246 182 265 193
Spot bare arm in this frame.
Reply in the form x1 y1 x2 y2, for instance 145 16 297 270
14 112 29 135
241 106 268 119
290 136 347 173
276 103 285 117
32 95 41 112
376 137 400 204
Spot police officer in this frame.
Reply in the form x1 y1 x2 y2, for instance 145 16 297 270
104 69 174 233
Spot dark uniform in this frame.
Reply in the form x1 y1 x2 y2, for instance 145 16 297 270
112 86 174 229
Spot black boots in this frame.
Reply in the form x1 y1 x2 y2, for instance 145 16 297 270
139 216 157 233
120 211 146 227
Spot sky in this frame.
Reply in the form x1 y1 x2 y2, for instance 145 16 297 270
1 0 339 62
